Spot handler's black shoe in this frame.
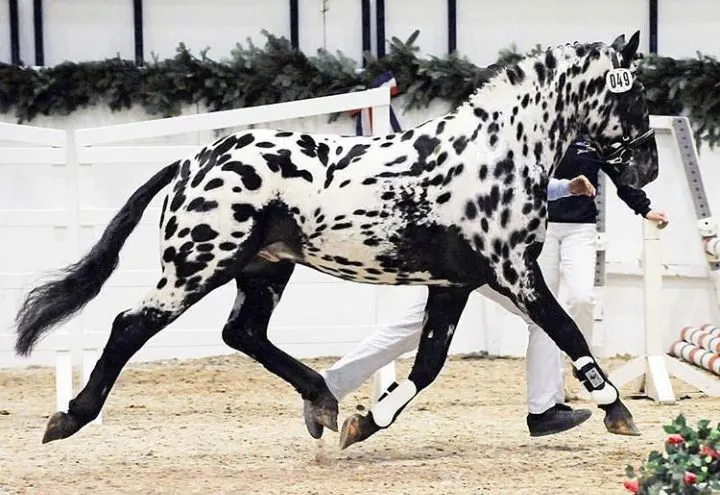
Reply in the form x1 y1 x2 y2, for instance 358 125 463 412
303 399 324 439
527 403 592 437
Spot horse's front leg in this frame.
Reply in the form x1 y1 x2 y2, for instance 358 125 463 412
338 285 472 449
491 257 640 437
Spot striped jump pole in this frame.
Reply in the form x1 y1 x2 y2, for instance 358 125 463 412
669 340 720 376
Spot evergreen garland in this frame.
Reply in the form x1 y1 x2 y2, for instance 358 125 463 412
2 30 720 147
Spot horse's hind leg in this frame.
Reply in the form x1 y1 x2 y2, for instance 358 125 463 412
222 259 339 432
42 275 222 444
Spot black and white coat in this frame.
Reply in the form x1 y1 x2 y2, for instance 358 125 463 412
15 32 658 448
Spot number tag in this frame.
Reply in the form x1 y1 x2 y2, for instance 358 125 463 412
606 68 633 93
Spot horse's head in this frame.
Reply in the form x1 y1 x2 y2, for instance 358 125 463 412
580 31 658 188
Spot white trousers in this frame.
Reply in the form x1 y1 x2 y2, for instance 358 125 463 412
322 222 598 415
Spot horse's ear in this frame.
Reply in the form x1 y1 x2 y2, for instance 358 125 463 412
610 34 626 51
620 30 640 67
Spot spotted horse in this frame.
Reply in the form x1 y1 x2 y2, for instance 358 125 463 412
15 31 658 449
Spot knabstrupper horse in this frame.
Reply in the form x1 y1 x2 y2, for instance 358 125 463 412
15 31 658 449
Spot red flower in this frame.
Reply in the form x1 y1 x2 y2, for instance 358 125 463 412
701 444 719 459
667 434 685 445
623 479 639 493
684 471 697 484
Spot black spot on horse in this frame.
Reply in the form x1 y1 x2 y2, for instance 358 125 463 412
534 142 543 162
436 121 446 134
178 228 190 238
493 157 514 179
500 208 511 228
414 135 441 164
401 130 415 141
234 133 255 149
362 178 377 185
477 185 500 216
545 51 557 70
275 131 293 137
232 203 256 223
222 161 263 190
156 278 167 289
219 242 237 251
502 261 519 285
169 160 192 212
317 143 330 167
516 122 524 141
381 191 395 200
474 108 489 121
331 222 353 230
465 200 477 220
436 192 451 204
191 224 219 242
453 135 468 155
297 134 317 158
204 178 224 191
534 62 546 85
163 247 176 263
256 142 275 148
164 216 178 240
489 135 498 147
263 149 313 183
385 156 407 167
479 165 488 180
186 197 219 212
196 243 214 252
521 94 530 108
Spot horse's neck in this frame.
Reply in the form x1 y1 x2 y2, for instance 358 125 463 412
453 46 612 177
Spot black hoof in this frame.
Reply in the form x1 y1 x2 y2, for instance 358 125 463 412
339 412 381 450
602 400 641 436
42 411 82 444
303 400 324 439
310 394 339 433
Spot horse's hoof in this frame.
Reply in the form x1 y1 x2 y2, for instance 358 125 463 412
311 396 339 433
339 413 381 450
42 411 82 444
603 401 641 436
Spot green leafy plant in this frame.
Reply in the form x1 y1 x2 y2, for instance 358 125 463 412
2 30 720 147
624 414 720 494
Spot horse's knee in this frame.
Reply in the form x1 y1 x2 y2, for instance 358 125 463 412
222 325 256 354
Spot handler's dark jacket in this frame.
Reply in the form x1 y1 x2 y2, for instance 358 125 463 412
548 141 652 224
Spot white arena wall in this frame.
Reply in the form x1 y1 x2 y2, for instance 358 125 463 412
3 0 720 66
1 0 720 369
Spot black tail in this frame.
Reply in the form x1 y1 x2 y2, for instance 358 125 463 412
14 162 179 356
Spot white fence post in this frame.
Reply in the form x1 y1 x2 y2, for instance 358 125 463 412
368 97 399 405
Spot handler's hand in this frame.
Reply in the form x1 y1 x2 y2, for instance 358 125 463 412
646 210 669 229
568 175 596 197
